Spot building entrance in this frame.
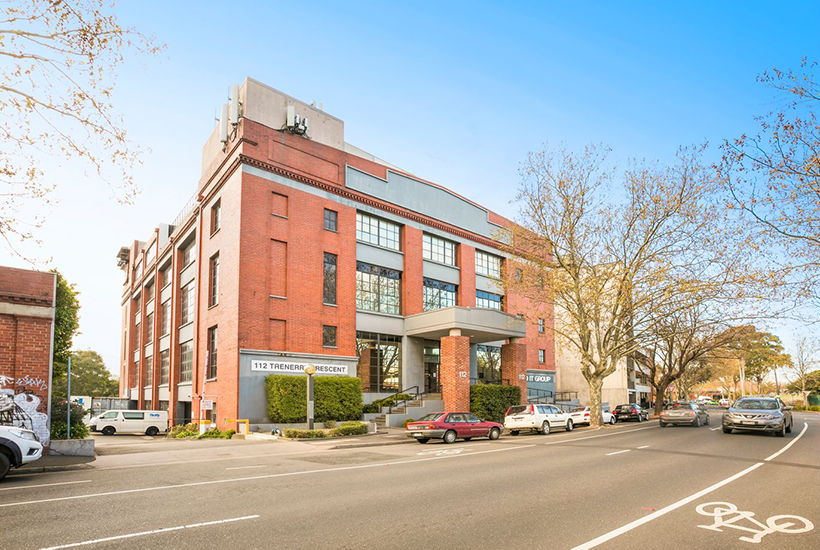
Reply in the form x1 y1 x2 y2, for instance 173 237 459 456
423 343 440 393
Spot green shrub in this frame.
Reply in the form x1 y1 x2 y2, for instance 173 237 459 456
168 423 198 438
810 405 820 412
470 385 521 422
50 421 90 440
807 393 820 406
51 400 87 427
329 422 368 436
403 418 417 428
266 375 363 423
174 430 198 438
284 428 328 439
363 402 380 413
324 420 337 429
197 428 236 439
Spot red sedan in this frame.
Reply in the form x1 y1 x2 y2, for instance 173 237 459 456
405 412 503 444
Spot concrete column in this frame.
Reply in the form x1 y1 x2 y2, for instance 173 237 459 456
440 332 471 412
501 340 528 404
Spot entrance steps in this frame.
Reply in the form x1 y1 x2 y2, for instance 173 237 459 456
372 392 443 432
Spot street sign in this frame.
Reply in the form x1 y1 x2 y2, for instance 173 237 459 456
202 399 214 410
802 390 811 397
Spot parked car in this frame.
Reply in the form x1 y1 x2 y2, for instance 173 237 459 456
719 398 730 407
659 402 709 427
88 409 169 436
405 412 502 444
568 406 616 426
722 397 793 437
504 404 574 435
0 425 43 480
614 404 650 422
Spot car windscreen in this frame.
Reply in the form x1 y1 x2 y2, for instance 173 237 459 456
506 406 529 416
615 405 634 411
664 403 689 409
416 414 444 422
571 407 586 413
734 400 778 410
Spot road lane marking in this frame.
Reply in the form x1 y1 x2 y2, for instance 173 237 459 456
572 423 811 549
695 501 814 544
0 480 92 492
764 422 808 462
606 449 631 456
225 465 267 471
543 425 657 446
38 515 260 549
710 427 721 431
637 445 649 449
1 444 537 508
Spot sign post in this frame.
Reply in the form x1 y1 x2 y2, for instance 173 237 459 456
67 354 71 440
304 364 316 430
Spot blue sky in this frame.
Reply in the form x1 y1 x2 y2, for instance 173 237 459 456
3 1 818 372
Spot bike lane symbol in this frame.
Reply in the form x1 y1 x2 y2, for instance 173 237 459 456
696 501 814 544
417 447 473 457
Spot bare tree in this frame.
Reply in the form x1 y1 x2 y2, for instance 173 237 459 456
788 336 819 403
0 0 163 255
503 145 738 426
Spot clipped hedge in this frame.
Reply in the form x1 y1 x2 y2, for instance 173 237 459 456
285 421 367 439
266 375 363 423
470 384 521 423
363 393 415 413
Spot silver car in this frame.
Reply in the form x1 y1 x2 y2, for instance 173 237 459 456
659 402 709 427
722 397 793 437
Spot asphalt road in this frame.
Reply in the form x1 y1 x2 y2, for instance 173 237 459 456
1 411 818 550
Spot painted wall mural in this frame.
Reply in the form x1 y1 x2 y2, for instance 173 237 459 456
0 375 50 445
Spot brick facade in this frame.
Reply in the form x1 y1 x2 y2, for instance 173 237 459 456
501 341 528 404
0 266 56 445
440 335 471 412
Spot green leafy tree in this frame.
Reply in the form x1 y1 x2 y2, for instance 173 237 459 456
51 270 80 397
66 350 118 397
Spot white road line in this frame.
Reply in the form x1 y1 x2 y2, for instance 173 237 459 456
225 465 266 471
605 449 631 456
637 445 649 449
543 425 657 446
1 444 536 508
710 427 721 431
0 480 92 492
572 422 811 550
764 422 808 461
38 515 260 549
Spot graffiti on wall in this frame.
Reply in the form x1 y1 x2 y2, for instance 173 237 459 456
0 375 50 445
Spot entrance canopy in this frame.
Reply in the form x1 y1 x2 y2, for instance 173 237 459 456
405 306 526 344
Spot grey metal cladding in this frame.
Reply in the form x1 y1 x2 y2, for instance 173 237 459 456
346 166 493 237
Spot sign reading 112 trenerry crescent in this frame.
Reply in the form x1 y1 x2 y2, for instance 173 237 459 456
250 360 349 376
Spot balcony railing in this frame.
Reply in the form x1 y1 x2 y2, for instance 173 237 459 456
171 191 199 229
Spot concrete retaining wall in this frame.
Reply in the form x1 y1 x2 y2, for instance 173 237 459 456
49 439 95 457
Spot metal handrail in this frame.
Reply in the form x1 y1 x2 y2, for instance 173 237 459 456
171 191 199 228
555 391 579 402
469 378 511 386
382 386 420 414
527 388 555 403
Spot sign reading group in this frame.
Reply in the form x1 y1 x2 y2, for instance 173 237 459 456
250 360 349 376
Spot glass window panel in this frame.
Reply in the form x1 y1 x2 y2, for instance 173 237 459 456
476 290 502 310
356 212 400 251
475 250 502 278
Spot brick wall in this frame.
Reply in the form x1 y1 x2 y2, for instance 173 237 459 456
440 335 470 412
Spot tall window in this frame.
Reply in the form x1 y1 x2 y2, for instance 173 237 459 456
356 332 402 392
179 341 193 382
539 349 545 364
475 250 502 278
181 282 195 325
356 212 400 251
144 355 153 385
160 300 171 336
323 325 337 348
181 240 196 268
423 234 457 266
145 312 154 344
423 278 457 311
323 253 337 305
476 290 502 310
159 263 171 288
476 345 501 382
134 311 140 350
133 359 139 385
160 350 170 384
145 282 154 304
211 200 221 234
209 253 219 307
207 326 218 379
538 318 545 333
356 262 401 314
324 209 338 231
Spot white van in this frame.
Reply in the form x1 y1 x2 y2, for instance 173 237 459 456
88 410 168 436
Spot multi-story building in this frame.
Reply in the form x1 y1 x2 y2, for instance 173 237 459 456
117 79 555 429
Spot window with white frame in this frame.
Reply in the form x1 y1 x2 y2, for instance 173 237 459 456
356 212 400 251
181 282 195 325
179 340 193 382
475 250 502 278
422 234 457 266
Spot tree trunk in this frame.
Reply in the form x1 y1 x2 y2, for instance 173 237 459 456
654 381 670 415
588 376 605 428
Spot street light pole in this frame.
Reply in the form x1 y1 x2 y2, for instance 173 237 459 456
67 354 71 440
304 364 316 430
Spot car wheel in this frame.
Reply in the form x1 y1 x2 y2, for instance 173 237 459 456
443 430 457 444
146 427 159 436
705 415 710 426
565 419 573 432
488 428 501 440
609 416 616 425
722 427 732 434
694 416 701 428
776 424 786 437
659 420 667 427
510 430 520 436
637 415 642 423
786 421 792 434
0 452 11 481
102 426 116 436
540 422 550 435
416 438 429 444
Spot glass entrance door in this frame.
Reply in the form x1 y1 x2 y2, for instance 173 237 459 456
423 344 440 393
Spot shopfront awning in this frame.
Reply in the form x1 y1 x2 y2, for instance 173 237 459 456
404 306 526 344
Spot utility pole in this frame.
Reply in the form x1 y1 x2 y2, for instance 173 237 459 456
67 354 72 440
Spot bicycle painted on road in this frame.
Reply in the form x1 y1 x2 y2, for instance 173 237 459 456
696 501 814 544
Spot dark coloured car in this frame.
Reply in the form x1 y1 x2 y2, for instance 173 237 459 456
405 412 503 444
615 404 650 422
722 397 793 437
659 402 709 427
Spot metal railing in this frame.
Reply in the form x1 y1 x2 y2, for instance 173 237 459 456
171 191 199 229
469 378 511 386
555 391 579 402
527 388 555 403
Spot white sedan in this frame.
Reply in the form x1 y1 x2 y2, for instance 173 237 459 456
568 406 616 426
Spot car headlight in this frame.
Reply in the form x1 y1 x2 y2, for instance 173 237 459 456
761 414 779 420
10 428 37 441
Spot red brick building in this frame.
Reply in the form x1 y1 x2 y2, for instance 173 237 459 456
0 266 56 444
117 79 555 429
